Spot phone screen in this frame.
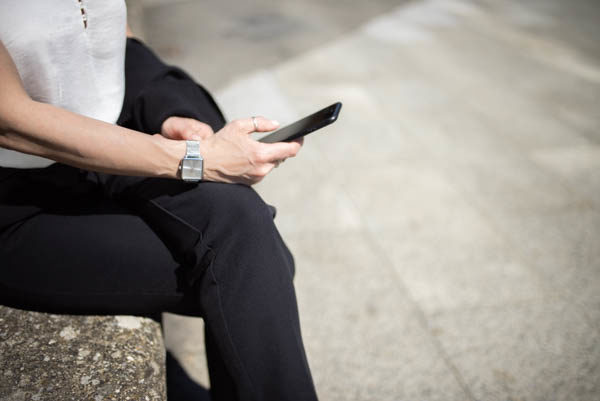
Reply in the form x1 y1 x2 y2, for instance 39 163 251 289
258 102 342 143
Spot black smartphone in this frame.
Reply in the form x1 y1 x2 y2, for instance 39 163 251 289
258 102 342 143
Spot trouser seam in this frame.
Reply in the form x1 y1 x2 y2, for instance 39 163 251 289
146 198 214 286
147 199 200 234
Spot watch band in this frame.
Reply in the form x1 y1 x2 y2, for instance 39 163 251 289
179 140 203 182
186 140 200 158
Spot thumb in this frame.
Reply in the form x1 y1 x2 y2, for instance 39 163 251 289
162 116 214 140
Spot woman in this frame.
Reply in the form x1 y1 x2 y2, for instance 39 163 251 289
0 1 318 400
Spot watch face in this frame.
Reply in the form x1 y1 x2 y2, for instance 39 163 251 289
182 158 203 181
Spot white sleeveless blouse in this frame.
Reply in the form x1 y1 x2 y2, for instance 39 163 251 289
0 0 127 168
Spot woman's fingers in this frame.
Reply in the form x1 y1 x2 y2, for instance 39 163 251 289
231 116 280 134
202 116 302 185
188 119 214 140
161 116 214 140
251 116 280 132
258 140 302 163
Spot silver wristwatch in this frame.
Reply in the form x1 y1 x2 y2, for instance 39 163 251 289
179 140 203 182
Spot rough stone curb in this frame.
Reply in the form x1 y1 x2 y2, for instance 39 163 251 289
0 306 166 401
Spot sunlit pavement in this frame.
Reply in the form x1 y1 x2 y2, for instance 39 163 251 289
129 0 600 399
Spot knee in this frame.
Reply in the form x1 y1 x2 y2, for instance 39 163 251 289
203 184 296 281
209 184 276 236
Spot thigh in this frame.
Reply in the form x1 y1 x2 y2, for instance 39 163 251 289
0 197 198 316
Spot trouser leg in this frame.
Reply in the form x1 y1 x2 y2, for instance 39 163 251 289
0 166 318 400
0 166 192 316
108 36 315 401
111 179 317 401
205 324 237 401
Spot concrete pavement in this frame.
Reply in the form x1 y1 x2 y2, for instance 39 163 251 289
128 0 600 399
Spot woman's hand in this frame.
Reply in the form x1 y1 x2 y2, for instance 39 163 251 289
201 116 303 186
161 116 214 140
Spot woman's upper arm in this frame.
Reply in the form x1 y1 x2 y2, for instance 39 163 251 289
0 40 30 131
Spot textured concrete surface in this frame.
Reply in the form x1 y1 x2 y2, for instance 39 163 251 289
128 0 600 399
136 0 407 90
0 306 166 401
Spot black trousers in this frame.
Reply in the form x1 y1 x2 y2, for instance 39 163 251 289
0 39 318 401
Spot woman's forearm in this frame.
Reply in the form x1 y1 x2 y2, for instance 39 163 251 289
0 98 186 178
0 40 301 185
0 40 184 178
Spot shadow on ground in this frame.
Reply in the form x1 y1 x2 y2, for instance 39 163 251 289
167 351 211 401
